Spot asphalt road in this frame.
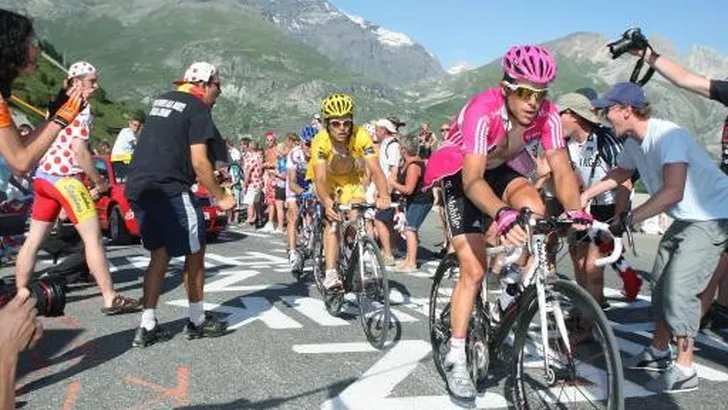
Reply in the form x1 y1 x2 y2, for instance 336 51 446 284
4 212 728 410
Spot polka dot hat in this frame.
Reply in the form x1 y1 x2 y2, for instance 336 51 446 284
67 61 97 79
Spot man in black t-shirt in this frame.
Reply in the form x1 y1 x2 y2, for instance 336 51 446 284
631 47 728 329
126 62 236 347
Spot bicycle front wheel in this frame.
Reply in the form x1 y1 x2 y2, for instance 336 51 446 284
512 279 624 410
355 236 390 349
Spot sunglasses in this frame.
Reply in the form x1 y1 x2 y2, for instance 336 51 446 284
329 119 353 129
440 128 450 133
503 82 549 102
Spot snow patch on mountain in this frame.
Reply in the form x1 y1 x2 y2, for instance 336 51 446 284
447 61 474 75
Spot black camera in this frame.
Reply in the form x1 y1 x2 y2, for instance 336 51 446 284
0 277 66 317
607 28 650 59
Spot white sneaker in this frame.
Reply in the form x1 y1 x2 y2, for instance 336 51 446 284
323 271 343 290
261 222 274 233
289 251 302 271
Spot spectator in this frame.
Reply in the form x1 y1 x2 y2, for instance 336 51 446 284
226 137 241 164
111 110 145 158
582 82 728 393
243 141 264 227
431 121 452 257
417 122 437 159
556 91 640 305
390 132 433 273
125 61 235 347
262 131 279 232
372 118 401 265
273 140 291 234
630 44 728 329
0 9 87 175
16 61 140 315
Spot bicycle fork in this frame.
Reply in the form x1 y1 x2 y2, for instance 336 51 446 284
533 234 572 384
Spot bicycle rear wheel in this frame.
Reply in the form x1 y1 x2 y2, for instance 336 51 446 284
512 279 624 410
355 236 390 349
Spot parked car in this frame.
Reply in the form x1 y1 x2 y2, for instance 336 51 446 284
89 155 227 244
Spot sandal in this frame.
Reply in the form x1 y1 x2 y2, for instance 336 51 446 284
101 294 141 315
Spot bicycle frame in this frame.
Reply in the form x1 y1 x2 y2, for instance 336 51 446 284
483 219 621 380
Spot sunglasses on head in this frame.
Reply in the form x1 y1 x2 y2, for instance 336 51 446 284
329 119 353 129
503 82 549 102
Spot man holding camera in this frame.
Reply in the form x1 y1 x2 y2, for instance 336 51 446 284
582 82 728 393
624 40 728 329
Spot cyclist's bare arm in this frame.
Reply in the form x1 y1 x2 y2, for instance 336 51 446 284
639 48 711 98
545 148 582 211
288 168 304 195
363 156 390 203
462 153 507 218
191 143 225 200
581 166 635 206
630 163 686 224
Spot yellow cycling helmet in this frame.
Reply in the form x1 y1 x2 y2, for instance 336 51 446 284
321 93 354 119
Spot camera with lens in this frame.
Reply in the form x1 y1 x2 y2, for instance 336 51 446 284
0 277 66 317
607 27 650 59
0 209 67 317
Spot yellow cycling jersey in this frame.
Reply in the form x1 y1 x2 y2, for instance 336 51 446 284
305 125 377 185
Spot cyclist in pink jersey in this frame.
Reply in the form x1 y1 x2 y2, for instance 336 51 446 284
423 45 591 401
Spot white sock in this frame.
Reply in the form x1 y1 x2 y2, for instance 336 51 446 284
674 362 696 376
648 345 670 357
448 337 467 363
141 309 156 331
189 302 205 327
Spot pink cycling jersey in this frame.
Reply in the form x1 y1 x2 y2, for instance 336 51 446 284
423 88 564 188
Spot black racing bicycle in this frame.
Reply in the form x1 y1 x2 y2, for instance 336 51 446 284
312 203 392 349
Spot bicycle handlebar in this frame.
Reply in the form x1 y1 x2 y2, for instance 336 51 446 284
484 216 623 268
588 221 623 267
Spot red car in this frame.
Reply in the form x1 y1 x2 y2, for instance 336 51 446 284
90 155 228 244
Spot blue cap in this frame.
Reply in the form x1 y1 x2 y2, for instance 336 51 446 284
591 82 648 109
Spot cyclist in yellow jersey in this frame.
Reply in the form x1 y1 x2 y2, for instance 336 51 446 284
307 93 390 289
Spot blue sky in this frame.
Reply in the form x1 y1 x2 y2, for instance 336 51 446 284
330 0 728 70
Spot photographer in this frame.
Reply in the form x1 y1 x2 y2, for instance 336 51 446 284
0 288 43 410
618 30 728 329
0 10 86 176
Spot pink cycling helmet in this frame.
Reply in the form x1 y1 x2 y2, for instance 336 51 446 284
502 45 557 84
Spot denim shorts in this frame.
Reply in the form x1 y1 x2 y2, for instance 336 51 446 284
405 201 432 232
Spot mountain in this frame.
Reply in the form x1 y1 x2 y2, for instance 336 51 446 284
4 1 728 157
246 0 445 85
3 0 409 138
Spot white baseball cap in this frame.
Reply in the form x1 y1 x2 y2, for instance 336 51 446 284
374 118 397 134
67 61 97 79
173 62 217 85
